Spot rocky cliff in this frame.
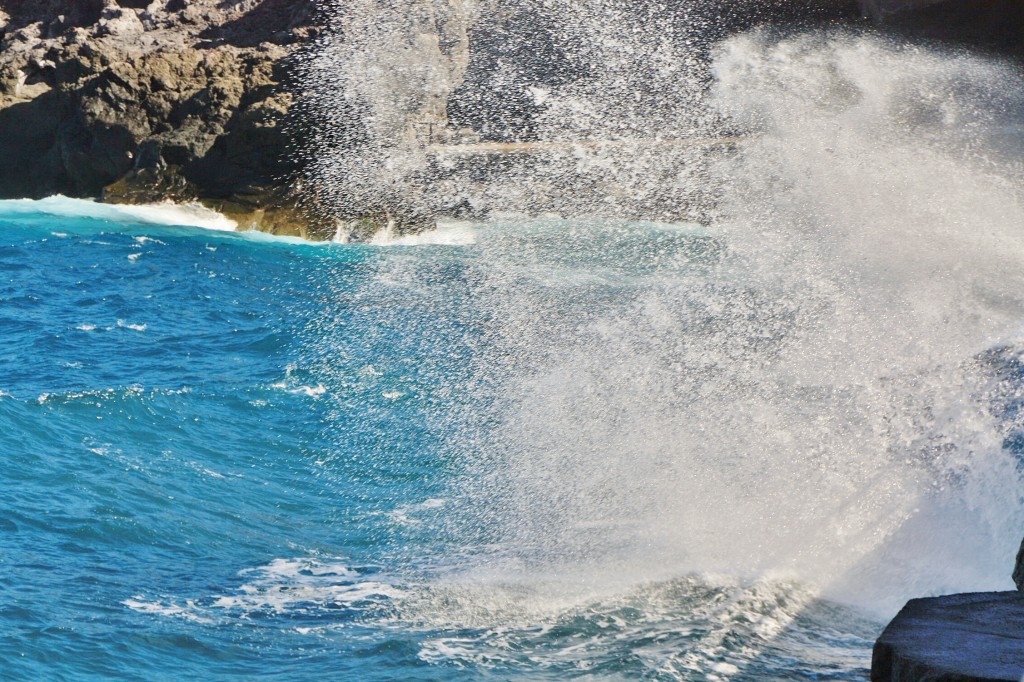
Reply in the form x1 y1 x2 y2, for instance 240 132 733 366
0 0 328 237
872 592 1024 682
0 0 1019 241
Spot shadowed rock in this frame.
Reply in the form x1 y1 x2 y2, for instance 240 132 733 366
1014 536 1024 591
872 592 1024 682
860 0 1024 52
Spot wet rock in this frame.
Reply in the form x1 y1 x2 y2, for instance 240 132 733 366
859 0 1024 52
871 592 1024 681
200 192 336 241
1013 536 1024 591
0 0 322 235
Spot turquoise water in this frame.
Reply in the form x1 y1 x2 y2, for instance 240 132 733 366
0 197 994 680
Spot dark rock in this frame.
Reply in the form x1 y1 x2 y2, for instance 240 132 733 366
0 0 323 235
1013 537 1024 591
450 1 865 143
860 0 1024 54
0 0 1019 241
871 591 1024 681
200 190 337 241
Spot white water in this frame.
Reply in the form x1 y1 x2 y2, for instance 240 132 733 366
707 34 1024 609
408 32 1024 620
0 196 238 231
367 219 478 246
305 1 1024 668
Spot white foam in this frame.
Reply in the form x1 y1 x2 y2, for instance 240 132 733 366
250 557 362 580
269 381 326 397
368 220 479 246
388 498 449 527
359 365 382 378
116 320 147 332
125 556 405 622
212 581 402 613
0 195 237 231
404 574 867 675
123 598 213 624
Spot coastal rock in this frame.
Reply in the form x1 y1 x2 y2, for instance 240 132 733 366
858 0 1024 51
0 0 1017 240
0 0 328 236
302 0 477 238
858 0 945 20
1014 535 1024 591
871 592 1024 681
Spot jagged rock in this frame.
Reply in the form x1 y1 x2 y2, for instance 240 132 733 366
200 191 338 241
0 0 321 234
2 0 1016 240
1013 536 1024 591
96 4 145 37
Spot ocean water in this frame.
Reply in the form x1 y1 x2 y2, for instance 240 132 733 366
0 192 1021 681
0 198 886 681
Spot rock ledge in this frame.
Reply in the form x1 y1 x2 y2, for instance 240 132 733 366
872 591 1024 682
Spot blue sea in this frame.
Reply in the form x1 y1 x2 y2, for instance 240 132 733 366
0 196 1019 680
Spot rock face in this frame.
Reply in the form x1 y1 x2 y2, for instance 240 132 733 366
858 0 1024 51
858 0 946 19
301 0 478 238
0 0 1019 240
872 592 1024 682
1013 536 1024 591
0 0 330 238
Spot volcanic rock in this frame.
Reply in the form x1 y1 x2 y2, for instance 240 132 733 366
0 0 329 238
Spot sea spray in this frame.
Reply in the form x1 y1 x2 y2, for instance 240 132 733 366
300 1 860 229
707 32 1024 606
298 0 479 229
293 6 1024 677
359 32 1024 621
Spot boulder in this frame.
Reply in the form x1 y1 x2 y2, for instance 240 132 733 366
872 592 1024 681
1014 536 1024 591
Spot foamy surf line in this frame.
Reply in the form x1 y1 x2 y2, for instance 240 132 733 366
1 196 479 246
362 220 479 246
0 195 237 232
360 219 702 247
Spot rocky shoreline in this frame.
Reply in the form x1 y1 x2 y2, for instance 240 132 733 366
0 1 1018 242
872 591 1024 681
0 0 335 239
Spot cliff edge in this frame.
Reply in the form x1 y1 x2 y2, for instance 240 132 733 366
0 0 330 238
